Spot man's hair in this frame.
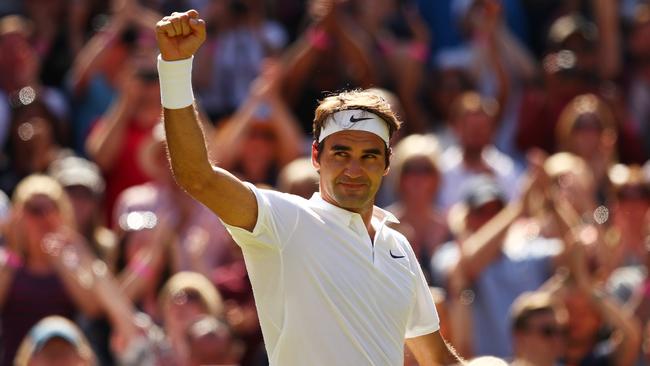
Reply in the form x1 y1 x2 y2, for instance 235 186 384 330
312 89 401 167
449 91 498 123
510 291 567 332
312 89 401 143
159 271 224 317
555 93 616 150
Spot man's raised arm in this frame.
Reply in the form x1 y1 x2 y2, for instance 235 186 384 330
155 10 257 231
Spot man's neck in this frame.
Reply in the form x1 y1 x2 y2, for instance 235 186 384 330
463 147 492 172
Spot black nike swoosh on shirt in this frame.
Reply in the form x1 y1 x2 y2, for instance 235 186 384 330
349 116 373 123
389 250 405 259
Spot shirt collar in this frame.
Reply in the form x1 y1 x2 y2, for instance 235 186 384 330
308 192 399 226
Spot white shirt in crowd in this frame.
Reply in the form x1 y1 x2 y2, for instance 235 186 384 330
437 145 523 211
223 184 439 366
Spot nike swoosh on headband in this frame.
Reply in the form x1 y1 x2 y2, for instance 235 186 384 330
349 116 373 123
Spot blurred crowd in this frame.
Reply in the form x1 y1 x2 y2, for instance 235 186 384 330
0 0 649 365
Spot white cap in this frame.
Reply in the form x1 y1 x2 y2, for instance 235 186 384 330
319 109 390 146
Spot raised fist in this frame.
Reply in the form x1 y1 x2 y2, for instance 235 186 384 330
155 10 206 61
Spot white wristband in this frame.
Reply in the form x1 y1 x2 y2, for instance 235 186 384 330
157 54 195 109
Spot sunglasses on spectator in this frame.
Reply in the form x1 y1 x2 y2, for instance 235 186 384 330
23 200 57 217
525 324 567 338
402 163 436 176
572 116 603 132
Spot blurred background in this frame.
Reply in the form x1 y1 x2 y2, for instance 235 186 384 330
0 0 650 365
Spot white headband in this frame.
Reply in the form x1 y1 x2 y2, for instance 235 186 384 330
318 109 390 146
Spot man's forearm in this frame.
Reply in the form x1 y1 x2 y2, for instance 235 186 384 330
163 105 213 191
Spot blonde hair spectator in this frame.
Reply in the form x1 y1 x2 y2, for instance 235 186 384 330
555 93 617 151
158 271 224 317
13 316 96 366
276 157 319 198
12 174 75 232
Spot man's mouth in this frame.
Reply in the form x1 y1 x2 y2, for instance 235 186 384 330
338 181 367 189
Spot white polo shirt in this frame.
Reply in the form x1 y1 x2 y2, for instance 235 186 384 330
222 184 439 366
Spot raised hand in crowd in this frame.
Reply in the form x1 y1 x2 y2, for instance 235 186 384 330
209 57 304 185
282 0 375 131
117 211 174 315
0 176 106 365
557 234 642 366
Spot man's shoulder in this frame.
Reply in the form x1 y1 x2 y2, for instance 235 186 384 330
483 146 519 177
251 184 315 216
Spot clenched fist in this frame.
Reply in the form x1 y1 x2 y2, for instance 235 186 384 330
155 10 206 61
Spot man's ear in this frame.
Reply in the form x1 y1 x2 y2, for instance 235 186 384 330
383 147 392 176
311 141 320 171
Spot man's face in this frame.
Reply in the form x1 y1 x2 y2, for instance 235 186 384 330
457 111 494 153
465 199 503 232
28 338 87 366
517 311 566 359
312 130 389 213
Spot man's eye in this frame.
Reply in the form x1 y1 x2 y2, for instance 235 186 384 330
363 154 378 159
334 151 348 157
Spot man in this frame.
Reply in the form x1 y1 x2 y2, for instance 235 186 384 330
509 291 567 366
437 91 522 211
431 173 564 358
14 316 96 366
155 9 461 365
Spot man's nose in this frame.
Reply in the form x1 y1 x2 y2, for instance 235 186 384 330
344 159 363 178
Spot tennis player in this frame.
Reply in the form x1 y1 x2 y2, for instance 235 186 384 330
155 9 462 365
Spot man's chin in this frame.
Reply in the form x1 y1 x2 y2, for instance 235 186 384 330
331 193 372 211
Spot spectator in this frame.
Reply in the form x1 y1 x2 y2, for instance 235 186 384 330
114 122 232 274
209 58 304 187
13 315 97 366
555 93 618 202
68 1 161 152
185 315 245 366
0 175 100 365
0 15 69 152
451 0 537 163
48 156 116 271
516 13 600 155
426 50 476 150
276 157 319 199
351 0 432 134
509 291 568 366
193 0 288 122
47 156 117 366
158 271 225 364
431 154 567 357
1 99 72 194
546 239 642 366
36 224 177 366
21 0 74 89
282 0 376 133
437 91 522 211
85 50 161 225
387 134 448 278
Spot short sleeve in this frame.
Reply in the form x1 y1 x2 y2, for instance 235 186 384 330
404 240 440 338
222 183 300 250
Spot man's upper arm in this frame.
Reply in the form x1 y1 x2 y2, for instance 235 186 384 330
189 166 258 231
163 106 258 231
406 331 463 365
